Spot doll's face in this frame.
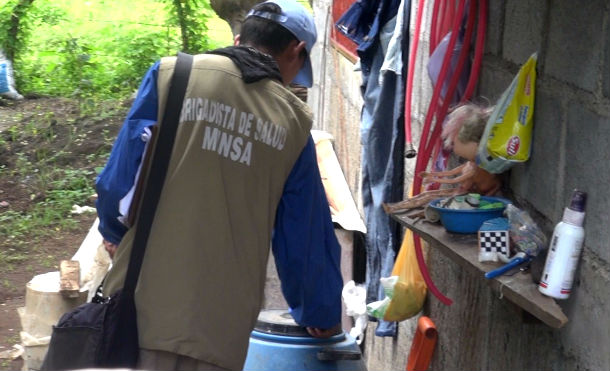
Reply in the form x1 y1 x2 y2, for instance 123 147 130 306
453 139 478 161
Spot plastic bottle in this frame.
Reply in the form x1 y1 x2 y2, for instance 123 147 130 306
538 190 587 299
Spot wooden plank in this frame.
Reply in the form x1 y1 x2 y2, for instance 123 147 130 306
392 214 569 329
59 260 80 299
330 39 358 64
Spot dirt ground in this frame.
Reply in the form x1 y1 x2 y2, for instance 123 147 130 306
0 97 127 370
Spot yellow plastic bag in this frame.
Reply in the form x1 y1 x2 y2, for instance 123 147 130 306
477 53 537 174
382 229 428 322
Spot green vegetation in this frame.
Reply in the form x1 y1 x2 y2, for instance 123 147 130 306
0 1 232 263
1 0 233 100
0 1 233 272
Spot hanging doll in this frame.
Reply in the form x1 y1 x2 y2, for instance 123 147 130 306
384 103 502 214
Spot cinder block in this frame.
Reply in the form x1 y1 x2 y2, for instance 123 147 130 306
545 0 605 93
560 251 610 370
485 0 506 56
510 90 562 219
477 63 514 102
502 0 546 64
565 105 610 262
602 31 610 98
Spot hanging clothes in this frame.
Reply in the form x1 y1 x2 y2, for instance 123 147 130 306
341 0 409 337
380 0 408 81
336 0 401 71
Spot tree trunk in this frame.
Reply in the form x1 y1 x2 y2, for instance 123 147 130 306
6 0 35 61
210 0 259 36
172 0 189 52
210 0 314 37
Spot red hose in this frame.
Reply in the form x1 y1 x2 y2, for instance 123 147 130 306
409 0 467 306
443 0 456 40
421 0 477 167
436 0 448 48
432 0 487 170
428 0 486 173
419 0 477 194
403 0 427 158
429 0 441 54
413 0 466 186
409 0 488 307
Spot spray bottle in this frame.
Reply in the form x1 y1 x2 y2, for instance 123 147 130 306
538 189 587 299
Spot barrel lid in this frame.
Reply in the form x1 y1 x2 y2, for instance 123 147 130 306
254 309 310 337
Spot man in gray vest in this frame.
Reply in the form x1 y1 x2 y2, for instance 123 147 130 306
95 1 343 370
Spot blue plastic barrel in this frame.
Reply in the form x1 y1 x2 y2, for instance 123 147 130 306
243 310 367 371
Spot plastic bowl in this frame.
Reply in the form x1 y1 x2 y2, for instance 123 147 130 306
428 196 510 234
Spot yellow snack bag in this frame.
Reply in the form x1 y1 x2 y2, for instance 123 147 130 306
477 53 537 173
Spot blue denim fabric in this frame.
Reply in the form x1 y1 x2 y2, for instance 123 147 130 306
360 41 405 337
335 0 401 72
335 0 379 46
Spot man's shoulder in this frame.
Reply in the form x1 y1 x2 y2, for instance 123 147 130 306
159 54 236 72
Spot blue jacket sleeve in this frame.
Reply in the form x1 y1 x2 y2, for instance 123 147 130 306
272 136 343 329
95 61 160 244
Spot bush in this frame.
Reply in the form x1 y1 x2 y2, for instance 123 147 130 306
5 0 232 99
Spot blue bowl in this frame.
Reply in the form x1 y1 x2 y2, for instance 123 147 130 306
428 196 510 234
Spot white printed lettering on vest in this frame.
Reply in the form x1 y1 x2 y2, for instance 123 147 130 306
238 112 253 136
255 118 265 141
202 126 220 150
202 125 252 166
226 106 236 131
239 141 252 165
207 101 217 123
199 98 209 121
215 103 224 126
195 98 205 121
185 99 192 121
181 99 284 154
255 118 286 150
218 131 233 157
180 98 190 122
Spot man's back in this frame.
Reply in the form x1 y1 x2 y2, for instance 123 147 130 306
104 53 313 370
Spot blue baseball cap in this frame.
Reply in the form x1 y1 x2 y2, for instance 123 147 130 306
246 0 317 87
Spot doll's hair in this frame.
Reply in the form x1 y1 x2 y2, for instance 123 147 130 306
442 103 494 150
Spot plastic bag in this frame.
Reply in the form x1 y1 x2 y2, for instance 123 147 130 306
0 49 23 100
341 280 368 344
366 229 428 322
505 204 547 257
477 53 537 173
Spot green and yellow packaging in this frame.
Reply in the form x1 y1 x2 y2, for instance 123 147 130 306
477 53 537 173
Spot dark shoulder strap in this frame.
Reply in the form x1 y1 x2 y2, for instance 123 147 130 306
123 52 193 294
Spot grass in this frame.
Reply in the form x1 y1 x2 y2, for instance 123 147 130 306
0 99 124 273
14 0 234 99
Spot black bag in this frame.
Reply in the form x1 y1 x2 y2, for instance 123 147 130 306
41 52 193 370
41 289 138 369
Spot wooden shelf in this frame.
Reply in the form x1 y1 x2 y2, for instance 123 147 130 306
391 213 568 329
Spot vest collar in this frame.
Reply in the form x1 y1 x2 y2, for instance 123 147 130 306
207 46 283 84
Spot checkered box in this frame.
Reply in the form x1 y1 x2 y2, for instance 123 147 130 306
478 218 510 262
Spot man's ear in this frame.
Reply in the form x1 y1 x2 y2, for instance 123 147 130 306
293 40 306 60
234 34 241 46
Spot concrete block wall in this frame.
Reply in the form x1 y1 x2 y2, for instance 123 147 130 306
311 0 610 370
